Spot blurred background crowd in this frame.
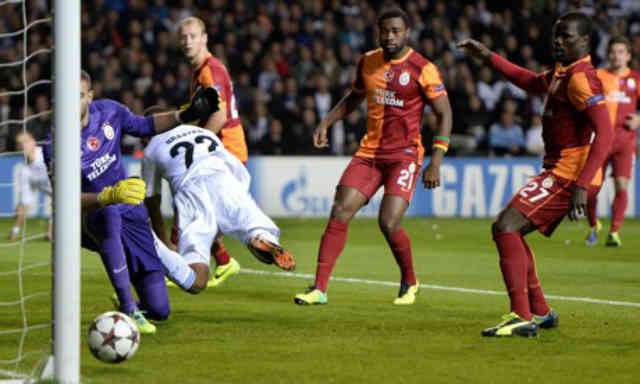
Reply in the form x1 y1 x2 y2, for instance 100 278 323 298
1 0 640 157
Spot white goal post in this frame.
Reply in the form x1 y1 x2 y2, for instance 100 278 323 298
45 0 82 382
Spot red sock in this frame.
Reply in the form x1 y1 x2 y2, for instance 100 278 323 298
212 238 231 266
314 218 348 292
494 232 531 320
521 237 550 316
386 229 417 285
586 193 598 228
611 189 627 233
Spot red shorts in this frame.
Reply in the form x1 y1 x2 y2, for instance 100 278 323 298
338 156 421 203
509 171 579 237
607 132 636 179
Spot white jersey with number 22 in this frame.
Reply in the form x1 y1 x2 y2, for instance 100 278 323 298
142 124 250 196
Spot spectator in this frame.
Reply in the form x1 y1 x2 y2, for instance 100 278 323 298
1 0 639 156
525 115 545 156
248 102 270 150
313 74 332 120
257 119 286 155
489 109 525 157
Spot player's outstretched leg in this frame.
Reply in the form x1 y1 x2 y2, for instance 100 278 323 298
294 187 367 306
247 233 295 271
152 231 198 291
483 207 538 337
93 207 139 316
207 237 241 287
607 178 628 247
584 193 601 246
521 237 558 329
379 194 418 305
132 271 170 334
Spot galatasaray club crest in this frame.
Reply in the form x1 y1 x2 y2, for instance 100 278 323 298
627 77 636 89
542 176 554 189
102 123 115 140
383 70 395 83
87 137 100 151
399 71 410 86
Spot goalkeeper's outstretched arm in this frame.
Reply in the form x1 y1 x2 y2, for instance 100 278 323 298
152 87 222 134
81 178 147 213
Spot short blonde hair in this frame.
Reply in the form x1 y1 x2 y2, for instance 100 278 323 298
178 17 206 34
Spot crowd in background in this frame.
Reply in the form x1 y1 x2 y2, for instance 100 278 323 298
1 0 640 157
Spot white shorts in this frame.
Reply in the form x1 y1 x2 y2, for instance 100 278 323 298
174 171 280 266
17 163 51 207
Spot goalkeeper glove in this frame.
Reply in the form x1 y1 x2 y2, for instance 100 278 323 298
97 178 146 206
176 86 221 124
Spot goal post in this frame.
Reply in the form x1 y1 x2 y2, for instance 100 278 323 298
51 0 81 382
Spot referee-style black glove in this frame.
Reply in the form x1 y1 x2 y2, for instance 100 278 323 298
177 86 221 124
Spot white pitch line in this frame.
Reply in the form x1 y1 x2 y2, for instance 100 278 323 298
241 268 640 308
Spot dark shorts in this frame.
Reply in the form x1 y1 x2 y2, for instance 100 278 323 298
82 204 163 277
509 171 576 237
607 133 636 179
338 156 421 203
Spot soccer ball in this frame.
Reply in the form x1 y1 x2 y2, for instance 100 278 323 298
87 311 140 363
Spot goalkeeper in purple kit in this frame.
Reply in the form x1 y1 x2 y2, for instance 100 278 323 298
44 71 219 334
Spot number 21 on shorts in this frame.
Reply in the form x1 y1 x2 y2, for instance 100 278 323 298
397 162 417 192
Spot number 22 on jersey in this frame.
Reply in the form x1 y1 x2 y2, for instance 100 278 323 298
170 134 218 169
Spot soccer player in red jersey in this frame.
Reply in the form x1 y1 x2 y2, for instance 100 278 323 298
294 6 453 306
152 17 246 288
458 12 614 337
585 36 640 247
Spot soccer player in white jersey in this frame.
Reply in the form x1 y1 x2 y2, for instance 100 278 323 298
141 107 295 292
8 131 52 241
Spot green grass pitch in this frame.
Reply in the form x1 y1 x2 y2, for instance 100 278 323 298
0 217 638 383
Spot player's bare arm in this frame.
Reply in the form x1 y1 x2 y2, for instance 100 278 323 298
203 108 227 134
456 39 492 62
313 89 366 148
144 194 174 250
570 103 615 221
422 95 452 189
458 39 547 95
8 204 25 241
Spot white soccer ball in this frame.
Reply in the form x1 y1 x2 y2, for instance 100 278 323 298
87 311 140 363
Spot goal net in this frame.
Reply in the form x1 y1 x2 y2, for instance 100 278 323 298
0 0 80 382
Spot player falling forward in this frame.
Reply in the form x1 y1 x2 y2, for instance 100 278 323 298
9 131 52 241
174 16 250 287
458 12 614 337
294 5 452 306
44 71 219 334
141 109 295 292
584 36 640 247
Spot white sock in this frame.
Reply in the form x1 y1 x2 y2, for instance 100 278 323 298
246 228 280 246
152 232 195 291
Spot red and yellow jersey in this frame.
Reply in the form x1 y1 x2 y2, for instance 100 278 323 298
597 67 640 137
535 56 612 183
191 53 248 162
352 48 447 162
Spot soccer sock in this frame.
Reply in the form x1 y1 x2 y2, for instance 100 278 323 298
610 188 628 233
494 232 531 320
152 232 196 291
521 237 550 316
99 209 137 314
385 229 417 285
586 193 598 228
212 238 231 266
134 271 170 321
314 218 349 292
